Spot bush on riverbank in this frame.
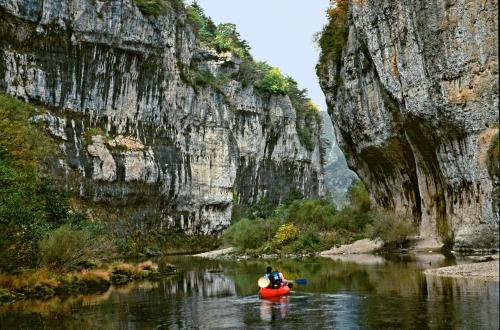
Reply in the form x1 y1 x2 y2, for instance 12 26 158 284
39 224 115 270
223 180 417 254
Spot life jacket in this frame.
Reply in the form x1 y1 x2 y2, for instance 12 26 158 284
269 271 282 288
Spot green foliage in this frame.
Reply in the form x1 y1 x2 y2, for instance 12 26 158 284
38 224 112 270
83 127 105 145
298 229 322 251
364 212 416 247
281 188 304 206
222 218 279 251
224 178 412 253
347 179 371 212
212 23 251 58
257 68 290 95
132 0 183 16
0 94 51 171
0 94 54 271
285 199 337 230
274 223 300 245
186 1 216 43
316 0 349 67
192 67 216 87
245 197 276 220
186 3 250 59
486 133 499 179
0 93 114 272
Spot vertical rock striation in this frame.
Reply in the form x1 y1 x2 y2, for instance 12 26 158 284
0 0 323 234
317 0 498 250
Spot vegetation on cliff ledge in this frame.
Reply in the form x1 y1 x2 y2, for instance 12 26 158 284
186 1 322 151
316 0 349 66
223 181 416 255
487 132 499 180
133 0 184 16
315 0 349 96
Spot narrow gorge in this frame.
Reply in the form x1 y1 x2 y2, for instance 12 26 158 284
317 0 499 250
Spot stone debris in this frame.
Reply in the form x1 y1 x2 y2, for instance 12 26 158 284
424 260 499 281
320 239 384 255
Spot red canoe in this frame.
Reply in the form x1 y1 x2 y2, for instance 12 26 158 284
259 286 291 298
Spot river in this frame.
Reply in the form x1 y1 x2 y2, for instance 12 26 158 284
0 254 498 329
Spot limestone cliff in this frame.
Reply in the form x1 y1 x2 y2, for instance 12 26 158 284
0 0 323 234
317 0 498 249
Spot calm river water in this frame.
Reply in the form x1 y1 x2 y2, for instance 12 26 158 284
0 254 498 329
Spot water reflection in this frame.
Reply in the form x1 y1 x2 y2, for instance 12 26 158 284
259 296 289 321
0 254 497 329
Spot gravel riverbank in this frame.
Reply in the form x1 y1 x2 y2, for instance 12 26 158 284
424 260 499 281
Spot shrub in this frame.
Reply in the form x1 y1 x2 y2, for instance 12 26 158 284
187 3 250 59
298 229 322 251
186 1 216 43
193 68 215 87
222 218 279 250
245 197 276 220
316 0 349 67
281 188 304 206
486 133 499 179
133 0 182 16
83 127 105 145
257 68 290 95
39 224 113 270
274 223 300 246
285 199 337 230
0 93 54 271
347 179 371 212
365 212 416 246
212 23 250 59
330 206 371 233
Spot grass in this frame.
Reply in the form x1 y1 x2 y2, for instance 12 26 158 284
83 127 105 145
0 268 58 291
0 260 172 304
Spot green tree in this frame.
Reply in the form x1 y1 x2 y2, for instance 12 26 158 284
347 179 371 212
212 23 251 58
0 94 53 270
187 1 216 43
257 68 290 95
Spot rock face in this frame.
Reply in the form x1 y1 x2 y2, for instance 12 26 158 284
320 111 357 205
318 0 499 249
0 0 323 234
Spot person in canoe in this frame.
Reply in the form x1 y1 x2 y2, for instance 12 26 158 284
261 266 274 288
268 267 292 289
